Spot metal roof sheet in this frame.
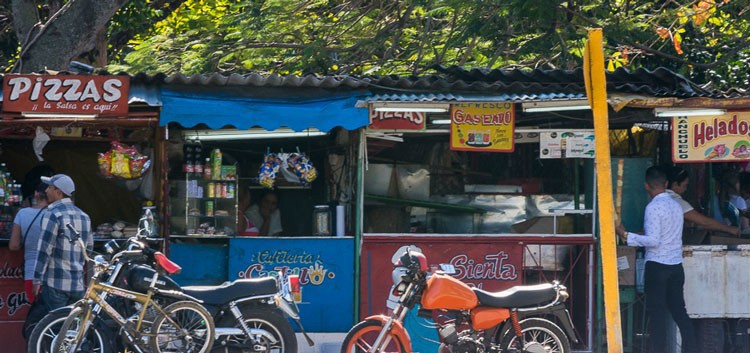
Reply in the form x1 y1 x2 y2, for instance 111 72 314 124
155 66 744 99
366 92 585 102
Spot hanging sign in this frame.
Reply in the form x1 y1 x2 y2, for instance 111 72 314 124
368 110 426 130
672 113 750 163
360 236 524 318
2 74 129 116
450 102 515 152
539 131 595 159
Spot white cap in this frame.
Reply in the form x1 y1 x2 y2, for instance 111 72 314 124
41 174 75 196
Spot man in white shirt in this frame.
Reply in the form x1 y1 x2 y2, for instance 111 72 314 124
616 166 696 353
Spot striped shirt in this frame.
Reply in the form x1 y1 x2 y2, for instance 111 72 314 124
33 198 93 292
626 192 684 265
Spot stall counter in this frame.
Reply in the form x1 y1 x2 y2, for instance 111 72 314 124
0 242 30 353
169 236 356 332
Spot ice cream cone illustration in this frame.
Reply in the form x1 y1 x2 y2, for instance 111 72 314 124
706 144 727 160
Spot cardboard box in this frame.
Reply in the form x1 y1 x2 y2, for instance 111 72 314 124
617 246 636 286
511 216 574 234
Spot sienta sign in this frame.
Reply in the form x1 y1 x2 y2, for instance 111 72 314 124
2 75 130 116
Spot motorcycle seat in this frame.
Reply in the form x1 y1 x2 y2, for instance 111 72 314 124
472 283 557 309
183 277 278 305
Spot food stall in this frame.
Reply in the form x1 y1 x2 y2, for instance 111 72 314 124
0 73 162 352
158 77 370 332
358 100 598 352
650 111 750 353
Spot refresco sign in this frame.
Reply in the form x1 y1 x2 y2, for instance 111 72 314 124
2 75 129 116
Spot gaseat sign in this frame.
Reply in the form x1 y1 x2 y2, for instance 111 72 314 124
2 75 129 116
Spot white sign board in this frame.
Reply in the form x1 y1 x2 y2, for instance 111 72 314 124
539 131 595 159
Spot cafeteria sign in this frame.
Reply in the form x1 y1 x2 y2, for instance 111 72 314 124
450 102 515 152
2 74 129 116
672 112 750 163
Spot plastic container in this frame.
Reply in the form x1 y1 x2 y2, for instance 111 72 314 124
312 205 331 236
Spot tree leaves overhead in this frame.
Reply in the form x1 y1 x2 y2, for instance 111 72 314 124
110 0 750 89
2 1 749 89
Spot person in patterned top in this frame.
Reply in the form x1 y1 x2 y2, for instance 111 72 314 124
32 174 92 314
616 166 696 353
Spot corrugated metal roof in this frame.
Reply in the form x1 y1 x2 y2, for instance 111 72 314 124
153 66 744 99
6 66 739 101
366 92 585 102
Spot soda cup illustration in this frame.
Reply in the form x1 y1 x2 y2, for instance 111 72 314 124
289 275 302 302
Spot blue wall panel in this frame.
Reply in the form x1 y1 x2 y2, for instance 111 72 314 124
169 242 229 285
228 237 355 332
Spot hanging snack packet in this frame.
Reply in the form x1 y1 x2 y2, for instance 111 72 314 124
287 152 317 184
258 153 280 188
98 141 152 180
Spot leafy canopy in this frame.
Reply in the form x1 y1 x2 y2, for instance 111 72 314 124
106 0 750 90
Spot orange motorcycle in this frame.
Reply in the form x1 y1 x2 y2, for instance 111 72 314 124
341 248 578 353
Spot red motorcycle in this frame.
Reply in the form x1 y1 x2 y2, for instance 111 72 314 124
341 248 577 353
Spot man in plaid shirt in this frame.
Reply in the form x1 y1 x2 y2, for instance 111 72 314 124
32 174 92 312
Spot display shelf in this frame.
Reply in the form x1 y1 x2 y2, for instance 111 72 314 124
364 193 487 214
169 170 239 237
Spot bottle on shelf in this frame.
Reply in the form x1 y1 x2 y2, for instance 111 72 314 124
183 143 194 174
140 201 159 237
203 158 212 181
211 148 222 180
194 142 203 176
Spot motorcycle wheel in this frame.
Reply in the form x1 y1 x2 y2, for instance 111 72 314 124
213 306 297 353
498 318 571 353
341 320 406 353
150 300 215 353
27 307 114 353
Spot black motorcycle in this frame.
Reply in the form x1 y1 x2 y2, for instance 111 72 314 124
28 219 312 353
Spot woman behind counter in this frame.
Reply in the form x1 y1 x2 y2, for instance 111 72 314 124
241 189 282 236
9 183 49 302
712 169 749 230
668 167 741 237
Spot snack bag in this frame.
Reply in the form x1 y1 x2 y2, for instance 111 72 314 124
287 152 317 184
258 153 280 188
97 150 113 178
98 141 152 180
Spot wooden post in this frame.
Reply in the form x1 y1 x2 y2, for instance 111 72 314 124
584 28 623 353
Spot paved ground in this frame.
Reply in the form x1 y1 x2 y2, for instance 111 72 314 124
297 333 346 353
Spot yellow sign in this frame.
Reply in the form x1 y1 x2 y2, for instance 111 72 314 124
672 113 750 163
450 102 515 152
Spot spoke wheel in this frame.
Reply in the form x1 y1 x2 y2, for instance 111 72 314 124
341 320 405 353
151 300 215 353
28 307 113 353
499 318 571 353
51 306 89 353
213 306 297 353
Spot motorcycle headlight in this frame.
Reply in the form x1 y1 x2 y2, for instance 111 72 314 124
391 266 408 285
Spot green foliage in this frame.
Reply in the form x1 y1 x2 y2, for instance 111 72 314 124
5 1 750 90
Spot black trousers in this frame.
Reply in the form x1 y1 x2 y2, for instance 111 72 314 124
644 261 696 353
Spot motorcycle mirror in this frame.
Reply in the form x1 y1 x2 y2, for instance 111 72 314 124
65 223 81 243
439 264 457 275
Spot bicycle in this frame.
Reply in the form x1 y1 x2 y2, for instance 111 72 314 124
52 223 215 353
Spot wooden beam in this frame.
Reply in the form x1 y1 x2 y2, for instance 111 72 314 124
585 28 623 353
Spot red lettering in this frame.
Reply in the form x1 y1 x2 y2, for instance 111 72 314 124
694 123 706 147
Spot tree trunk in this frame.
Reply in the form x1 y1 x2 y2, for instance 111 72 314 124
13 0 130 73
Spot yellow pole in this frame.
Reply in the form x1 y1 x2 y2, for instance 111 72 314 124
584 28 623 353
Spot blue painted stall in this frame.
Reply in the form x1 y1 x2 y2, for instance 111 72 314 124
228 237 355 332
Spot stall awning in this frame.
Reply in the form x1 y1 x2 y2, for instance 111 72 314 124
160 89 369 131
